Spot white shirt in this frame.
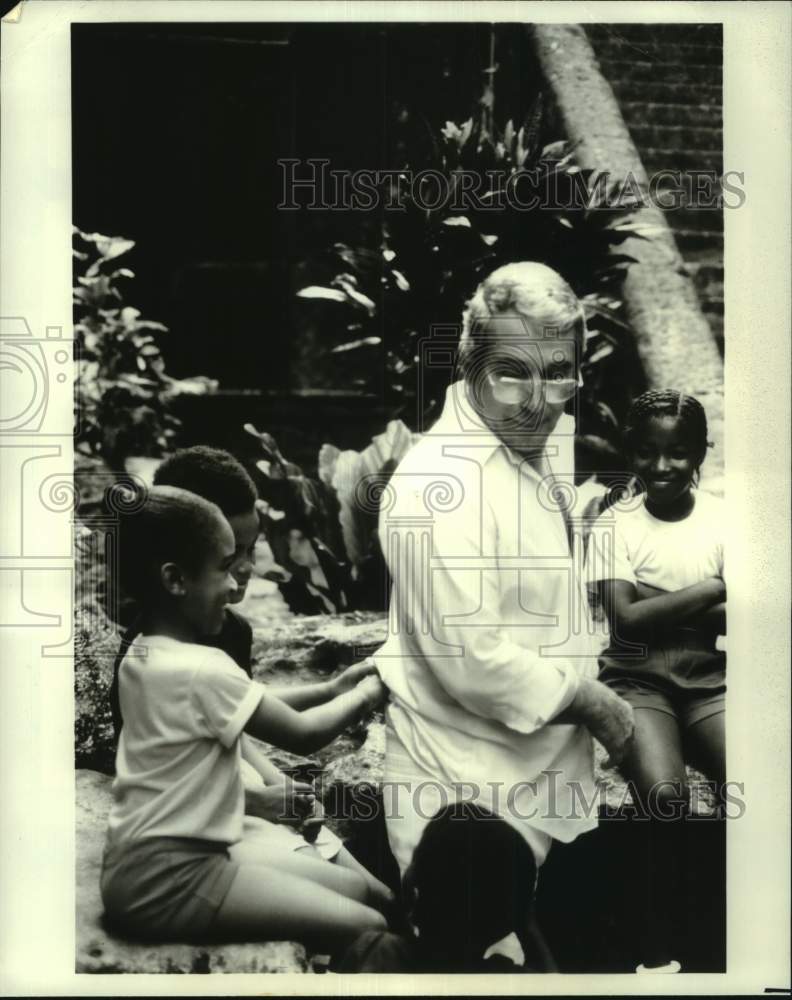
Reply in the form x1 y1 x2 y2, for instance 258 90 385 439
108 634 265 846
585 490 725 592
374 381 601 862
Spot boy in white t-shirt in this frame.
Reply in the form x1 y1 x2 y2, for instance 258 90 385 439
103 485 389 955
585 390 726 974
109 446 385 875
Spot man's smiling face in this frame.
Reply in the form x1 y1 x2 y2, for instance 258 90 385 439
467 311 582 458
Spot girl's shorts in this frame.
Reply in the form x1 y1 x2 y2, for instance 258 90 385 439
605 677 725 731
101 823 344 942
101 837 238 942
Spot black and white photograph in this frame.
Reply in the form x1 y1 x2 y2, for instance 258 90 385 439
0 1 789 994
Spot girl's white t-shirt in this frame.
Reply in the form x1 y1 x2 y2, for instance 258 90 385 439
585 490 725 593
108 634 265 847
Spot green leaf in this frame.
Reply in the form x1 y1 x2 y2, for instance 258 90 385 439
296 286 348 304
332 277 376 315
585 342 615 365
95 236 135 262
120 306 141 327
135 320 169 332
331 337 381 353
390 269 410 291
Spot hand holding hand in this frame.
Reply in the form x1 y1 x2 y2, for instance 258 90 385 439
357 673 388 713
300 797 326 844
245 778 315 826
332 658 379 695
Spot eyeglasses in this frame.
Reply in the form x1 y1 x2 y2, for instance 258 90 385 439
486 370 584 406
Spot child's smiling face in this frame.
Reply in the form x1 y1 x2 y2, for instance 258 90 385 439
181 513 239 635
225 507 259 604
632 415 699 505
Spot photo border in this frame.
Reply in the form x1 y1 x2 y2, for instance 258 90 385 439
1 1 789 995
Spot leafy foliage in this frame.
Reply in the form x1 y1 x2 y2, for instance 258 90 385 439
73 586 118 775
241 422 417 614
73 228 217 465
295 96 655 477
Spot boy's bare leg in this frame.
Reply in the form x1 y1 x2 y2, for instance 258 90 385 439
229 839 371 904
684 711 725 797
521 913 558 972
213 863 386 954
622 709 689 969
332 845 395 912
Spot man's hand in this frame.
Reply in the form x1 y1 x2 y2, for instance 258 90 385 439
564 677 634 768
331 658 379 696
245 778 316 826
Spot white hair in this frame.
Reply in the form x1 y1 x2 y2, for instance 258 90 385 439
459 261 585 370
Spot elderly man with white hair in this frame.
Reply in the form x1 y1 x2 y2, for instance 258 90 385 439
374 262 633 944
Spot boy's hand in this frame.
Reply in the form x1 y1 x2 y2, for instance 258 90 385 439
357 674 388 713
300 798 326 844
332 659 379 696
245 778 315 826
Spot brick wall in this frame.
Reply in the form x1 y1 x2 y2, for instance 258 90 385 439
586 24 724 355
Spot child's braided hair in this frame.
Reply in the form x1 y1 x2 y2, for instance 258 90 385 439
623 388 711 476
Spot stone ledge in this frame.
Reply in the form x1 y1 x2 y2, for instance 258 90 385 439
76 609 716 973
250 611 388 685
76 770 308 974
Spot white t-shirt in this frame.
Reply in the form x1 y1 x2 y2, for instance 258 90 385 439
585 490 724 593
108 634 265 846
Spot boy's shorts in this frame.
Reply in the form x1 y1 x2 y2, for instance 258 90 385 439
101 822 344 941
101 837 238 942
605 677 725 731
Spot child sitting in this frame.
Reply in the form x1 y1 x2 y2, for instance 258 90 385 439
109 446 390 893
337 802 552 973
103 485 389 953
585 389 726 973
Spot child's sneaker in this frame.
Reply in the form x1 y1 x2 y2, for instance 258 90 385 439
311 953 332 973
636 959 681 974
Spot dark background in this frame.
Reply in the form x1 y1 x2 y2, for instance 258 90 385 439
72 22 540 394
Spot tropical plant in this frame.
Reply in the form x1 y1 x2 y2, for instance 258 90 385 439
241 421 417 614
73 227 217 466
295 95 656 481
